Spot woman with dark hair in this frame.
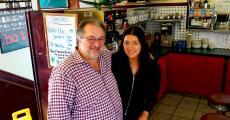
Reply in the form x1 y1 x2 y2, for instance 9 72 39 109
112 26 161 120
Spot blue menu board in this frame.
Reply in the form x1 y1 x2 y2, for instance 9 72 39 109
43 13 77 67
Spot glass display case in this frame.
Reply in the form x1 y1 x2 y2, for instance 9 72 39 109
187 0 215 29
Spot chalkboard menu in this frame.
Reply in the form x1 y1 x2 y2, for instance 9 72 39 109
0 0 32 53
43 13 77 67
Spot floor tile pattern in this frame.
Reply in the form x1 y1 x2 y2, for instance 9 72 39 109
149 92 230 120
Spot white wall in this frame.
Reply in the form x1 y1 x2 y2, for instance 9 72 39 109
32 0 38 10
0 47 34 81
79 2 94 8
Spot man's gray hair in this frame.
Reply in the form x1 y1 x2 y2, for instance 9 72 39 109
76 19 106 38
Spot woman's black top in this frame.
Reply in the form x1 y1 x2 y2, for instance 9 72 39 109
112 53 161 120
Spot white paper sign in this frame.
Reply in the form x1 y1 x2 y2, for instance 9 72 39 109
44 13 77 67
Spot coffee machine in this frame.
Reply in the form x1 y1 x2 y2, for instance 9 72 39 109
106 30 120 53
215 14 229 30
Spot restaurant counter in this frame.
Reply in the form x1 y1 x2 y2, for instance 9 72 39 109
153 47 230 60
154 47 230 100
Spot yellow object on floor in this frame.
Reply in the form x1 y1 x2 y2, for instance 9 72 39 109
12 108 32 120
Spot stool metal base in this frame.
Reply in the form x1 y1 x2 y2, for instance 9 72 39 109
209 103 229 115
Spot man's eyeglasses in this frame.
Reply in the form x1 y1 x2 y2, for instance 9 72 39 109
82 36 105 43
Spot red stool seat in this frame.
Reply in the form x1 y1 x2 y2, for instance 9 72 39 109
200 113 230 120
208 93 230 114
209 93 230 106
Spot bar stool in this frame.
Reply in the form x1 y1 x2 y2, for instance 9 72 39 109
200 93 230 120
200 113 230 120
208 93 230 115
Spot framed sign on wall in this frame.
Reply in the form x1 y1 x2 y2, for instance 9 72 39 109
43 13 77 67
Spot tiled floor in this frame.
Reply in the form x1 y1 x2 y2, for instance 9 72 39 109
149 92 230 120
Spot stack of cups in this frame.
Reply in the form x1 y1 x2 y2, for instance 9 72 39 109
209 42 215 49
186 33 192 48
192 40 202 48
202 38 209 49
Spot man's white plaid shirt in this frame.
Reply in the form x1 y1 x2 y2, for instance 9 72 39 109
48 49 123 120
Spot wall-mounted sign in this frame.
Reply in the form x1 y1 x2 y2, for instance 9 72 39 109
0 0 32 10
40 0 68 9
43 13 77 67
0 9 30 53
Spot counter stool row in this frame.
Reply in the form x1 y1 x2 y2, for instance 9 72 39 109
200 93 230 120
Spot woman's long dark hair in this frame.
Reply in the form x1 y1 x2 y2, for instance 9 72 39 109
117 26 150 68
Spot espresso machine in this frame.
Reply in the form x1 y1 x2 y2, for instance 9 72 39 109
215 14 229 30
106 30 120 53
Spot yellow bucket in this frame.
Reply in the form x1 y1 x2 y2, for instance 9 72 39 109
12 108 32 120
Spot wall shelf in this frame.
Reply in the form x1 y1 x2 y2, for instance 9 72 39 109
0 1 30 3
0 7 31 10
152 18 183 23
188 28 230 33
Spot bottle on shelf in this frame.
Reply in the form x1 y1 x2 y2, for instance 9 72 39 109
186 33 192 48
191 0 195 8
204 0 208 9
106 13 115 31
200 0 204 8
111 37 119 53
105 30 120 53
